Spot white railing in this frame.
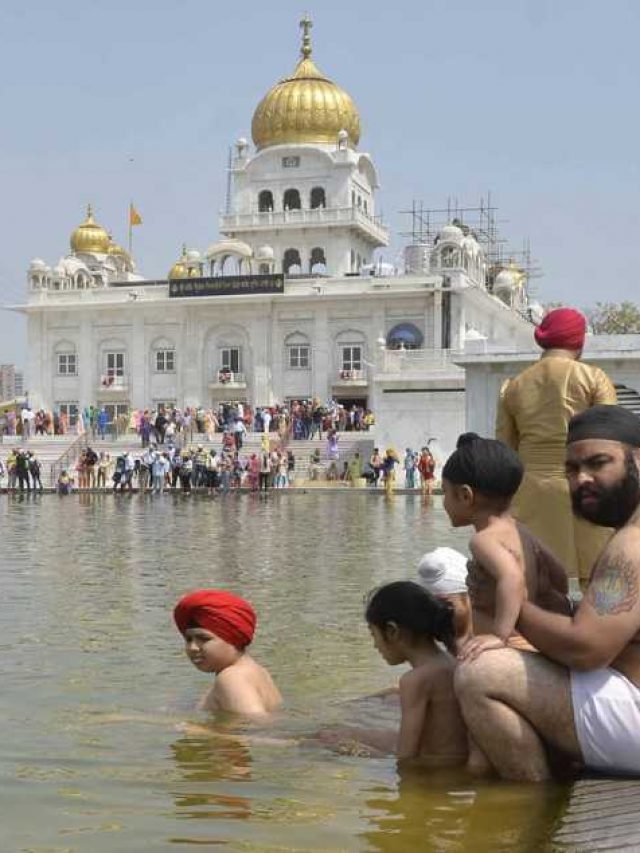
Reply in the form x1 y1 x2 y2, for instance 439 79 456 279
220 206 389 243
211 370 246 386
379 348 456 374
337 369 366 381
99 373 128 389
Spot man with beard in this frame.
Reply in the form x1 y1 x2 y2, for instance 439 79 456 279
455 405 640 781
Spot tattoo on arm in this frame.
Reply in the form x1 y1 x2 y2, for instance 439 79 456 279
586 553 639 616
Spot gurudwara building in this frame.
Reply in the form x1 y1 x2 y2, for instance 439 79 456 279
17 18 539 457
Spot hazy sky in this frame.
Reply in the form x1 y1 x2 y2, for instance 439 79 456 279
1 0 638 366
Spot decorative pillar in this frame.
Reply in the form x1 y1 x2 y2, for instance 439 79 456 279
78 312 93 410
312 306 330 399
130 311 146 409
432 289 443 349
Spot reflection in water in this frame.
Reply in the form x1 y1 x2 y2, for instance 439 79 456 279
0 494 572 850
171 735 252 820
363 766 569 851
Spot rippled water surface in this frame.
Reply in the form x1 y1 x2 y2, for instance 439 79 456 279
1 493 568 851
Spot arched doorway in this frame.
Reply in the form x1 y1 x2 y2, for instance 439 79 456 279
283 248 302 274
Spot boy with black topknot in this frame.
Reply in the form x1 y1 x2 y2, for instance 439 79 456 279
442 433 572 662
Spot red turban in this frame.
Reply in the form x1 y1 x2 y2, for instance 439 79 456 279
174 589 256 650
534 307 586 351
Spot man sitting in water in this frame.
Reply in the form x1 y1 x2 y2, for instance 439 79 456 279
455 405 640 780
174 589 282 717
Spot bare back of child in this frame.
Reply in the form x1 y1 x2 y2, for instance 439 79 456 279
468 517 571 650
398 651 467 766
360 581 467 767
442 433 571 662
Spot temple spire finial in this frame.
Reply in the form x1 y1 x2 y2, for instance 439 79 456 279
299 14 313 59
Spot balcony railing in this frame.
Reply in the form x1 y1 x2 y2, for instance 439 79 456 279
378 348 459 374
335 369 367 383
99 373 128 391
210 370 246 387
220 206 389 245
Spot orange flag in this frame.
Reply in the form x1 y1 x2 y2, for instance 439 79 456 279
129 203 142 226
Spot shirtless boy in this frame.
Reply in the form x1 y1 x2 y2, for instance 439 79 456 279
441 433 571 661
174 589 282 717
455 405 640 780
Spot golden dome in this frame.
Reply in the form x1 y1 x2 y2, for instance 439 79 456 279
70 204 110 254
251 16 361 150
108 237 134 271
168 245 189 280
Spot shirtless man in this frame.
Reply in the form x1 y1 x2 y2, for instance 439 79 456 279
174 589 282 717
455 405 640 780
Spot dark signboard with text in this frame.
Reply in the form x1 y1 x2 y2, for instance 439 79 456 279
169 274 284 298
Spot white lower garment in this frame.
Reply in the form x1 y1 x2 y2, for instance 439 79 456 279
571 667 640 776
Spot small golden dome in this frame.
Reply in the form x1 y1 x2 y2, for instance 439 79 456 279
251 16 361 150
108 237 134 271
168 245 189 280
70 204 110 254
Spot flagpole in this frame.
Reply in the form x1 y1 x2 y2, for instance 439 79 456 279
128 201 133 254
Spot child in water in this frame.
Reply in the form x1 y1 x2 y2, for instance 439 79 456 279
442 433 571 661
365 581 467 766
174 589 282 717
417 546 472 645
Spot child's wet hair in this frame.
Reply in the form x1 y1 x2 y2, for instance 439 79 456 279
365 580 456 654
442 432 523 499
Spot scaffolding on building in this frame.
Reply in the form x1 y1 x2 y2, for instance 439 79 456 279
399 194 543 295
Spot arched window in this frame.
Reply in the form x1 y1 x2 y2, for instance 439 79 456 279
259 263 270 275
283 188 301 210
363 200 368 215
351 190 356 207
285 332 311 370
283 248 302 274
310 247 326 274
258 190 274 212
386 322 424 350
151 337 176 373
310 187 326 209
350 249 356 272
54 340 78 376
357 196 362 209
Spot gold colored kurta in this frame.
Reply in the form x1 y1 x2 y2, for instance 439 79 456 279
496 352 617 585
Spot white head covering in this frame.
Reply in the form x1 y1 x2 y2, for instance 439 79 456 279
417 547 468 595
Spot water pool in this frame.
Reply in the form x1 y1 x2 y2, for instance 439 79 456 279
1 493 569 850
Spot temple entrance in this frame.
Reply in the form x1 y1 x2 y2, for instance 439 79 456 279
334 396 368 409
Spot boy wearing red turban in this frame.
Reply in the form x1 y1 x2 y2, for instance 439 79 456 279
174 589 282 716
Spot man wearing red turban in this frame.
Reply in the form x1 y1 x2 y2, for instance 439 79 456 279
174 589 281 715
496 307 617 587
533 307 586 352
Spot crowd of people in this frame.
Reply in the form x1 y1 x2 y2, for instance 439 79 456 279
0 399 375 443
0 448 43 491
55 439 298 495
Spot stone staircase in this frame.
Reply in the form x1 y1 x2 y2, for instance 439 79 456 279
1 428 377 489
0 434 81 488
615 384 640 417
96 429 376 483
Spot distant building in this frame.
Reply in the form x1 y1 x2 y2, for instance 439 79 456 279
14 17 539 456
0 364 16 402
14 370 24 398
